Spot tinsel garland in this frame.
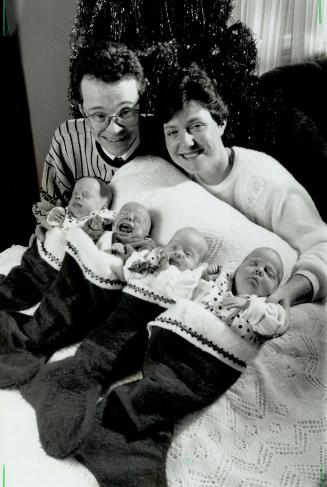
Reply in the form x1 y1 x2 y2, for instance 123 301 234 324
69 0 282 150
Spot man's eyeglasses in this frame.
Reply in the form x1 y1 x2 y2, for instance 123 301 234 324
81 105 139 130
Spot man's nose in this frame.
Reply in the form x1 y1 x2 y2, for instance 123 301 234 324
255 267 264 276
74 193 82 200
106 118 125 133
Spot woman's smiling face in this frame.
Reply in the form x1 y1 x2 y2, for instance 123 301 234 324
163 101 227 179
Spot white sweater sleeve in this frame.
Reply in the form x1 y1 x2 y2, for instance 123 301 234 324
264 186 327 300
242 295 288 336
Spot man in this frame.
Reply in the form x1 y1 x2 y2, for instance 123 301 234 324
0 43 160 385
34 41 162 235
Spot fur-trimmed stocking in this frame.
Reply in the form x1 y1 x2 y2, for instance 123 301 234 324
74 400 172 487
0 239 58 311
102 328 241 440
20 294 164 458
0 253 122 388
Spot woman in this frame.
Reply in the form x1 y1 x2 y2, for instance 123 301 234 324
156 64 327 312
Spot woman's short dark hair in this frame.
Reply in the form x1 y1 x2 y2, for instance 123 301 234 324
70 41 145 105
156 63 229 126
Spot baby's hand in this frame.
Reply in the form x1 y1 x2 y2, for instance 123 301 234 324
47 207 66 226
139 237 157 251
83 215 105 240
202 263 221 281
33 200 59 225
111 242 126 255
126 237 157 251
128 258 149 273
146 247 168 270
221 296 249 325
221 296 249 310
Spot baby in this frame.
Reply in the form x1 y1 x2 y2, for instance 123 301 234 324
200 246 286 335
20 227 209 459
95 247 287 447
0 176 113 312
0 201 154 389
64 200 155 285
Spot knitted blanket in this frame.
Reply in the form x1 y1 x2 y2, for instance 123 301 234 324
0 156 325 486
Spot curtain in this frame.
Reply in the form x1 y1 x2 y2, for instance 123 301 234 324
1 32 39 250
232 0 327 74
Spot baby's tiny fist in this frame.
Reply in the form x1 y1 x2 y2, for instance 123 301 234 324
128 260 149 273
147 248 166 268
111 243 126 255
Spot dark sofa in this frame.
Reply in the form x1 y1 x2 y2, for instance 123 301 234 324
260 58 327 221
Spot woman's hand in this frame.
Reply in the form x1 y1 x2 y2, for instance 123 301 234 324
266 274 313 326
266 287 292 327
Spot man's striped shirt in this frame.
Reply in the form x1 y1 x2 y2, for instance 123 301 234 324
41 116 163 206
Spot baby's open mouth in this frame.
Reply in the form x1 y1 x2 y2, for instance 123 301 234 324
118 222 133 233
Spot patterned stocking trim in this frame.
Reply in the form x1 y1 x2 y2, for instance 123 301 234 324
149 315 246 371
66 241 123 289
124 282 176 308
37 239 62 270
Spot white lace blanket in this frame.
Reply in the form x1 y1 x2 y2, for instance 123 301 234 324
0 156 325 486
167 300 327 486
0 248 325 486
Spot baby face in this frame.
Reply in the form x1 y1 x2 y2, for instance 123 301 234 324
234 247 283 297
164 228 207 271
112 202 151 239
68 178 111 218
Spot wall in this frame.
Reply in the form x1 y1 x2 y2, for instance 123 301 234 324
7 0 77 184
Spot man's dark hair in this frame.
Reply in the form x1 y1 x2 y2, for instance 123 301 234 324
156 63 229 126
70 41 146 106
